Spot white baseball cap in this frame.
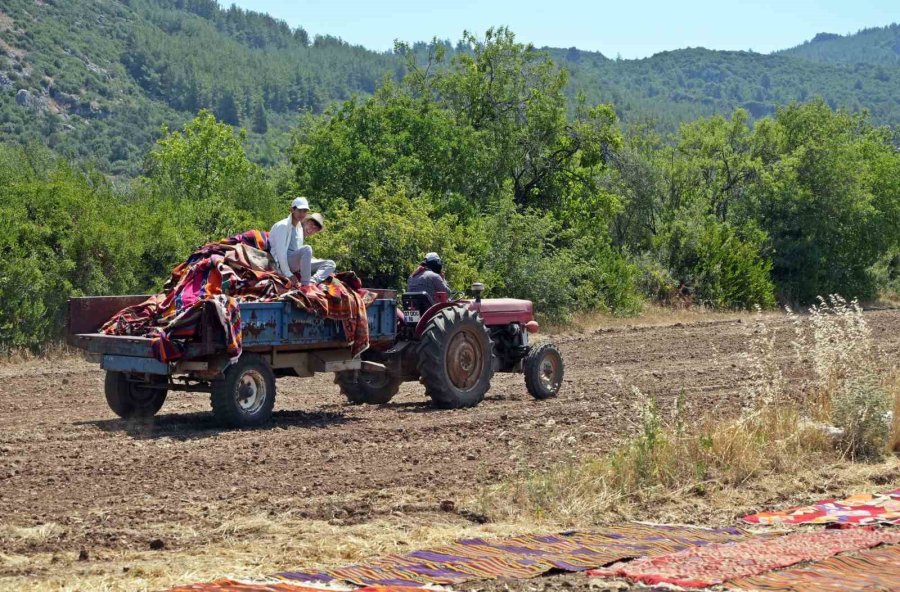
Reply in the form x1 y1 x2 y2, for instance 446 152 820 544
291 197 310 210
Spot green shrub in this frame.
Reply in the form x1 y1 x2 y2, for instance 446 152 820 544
479 194 641 323
655 216 775 309
312 181 479 291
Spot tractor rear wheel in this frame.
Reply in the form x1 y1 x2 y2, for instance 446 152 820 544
210 354 276 428
523 343 564 399
417 306 494 409
335 370 402 404
104 371 167 419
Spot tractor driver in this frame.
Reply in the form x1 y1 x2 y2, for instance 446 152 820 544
407 252 451 302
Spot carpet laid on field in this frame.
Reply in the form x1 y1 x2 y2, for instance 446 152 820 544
274 524 751 586
743 488 900 526
587 527 900 589
170 524 751 591
169 581 351 592
726 543 900 592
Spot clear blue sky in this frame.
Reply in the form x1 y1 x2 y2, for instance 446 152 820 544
226 0 896 59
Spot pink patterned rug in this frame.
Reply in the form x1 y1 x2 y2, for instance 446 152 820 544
587 527 900 588
727 543 900 591
743 489 900 526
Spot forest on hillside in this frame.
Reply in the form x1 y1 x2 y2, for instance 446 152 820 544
1 28 898 352
0 0 898 175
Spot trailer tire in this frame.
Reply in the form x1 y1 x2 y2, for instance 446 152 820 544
523 343 564 400
417 306 493 409
210 354 275 428
335 370 402 404
104 371 167 419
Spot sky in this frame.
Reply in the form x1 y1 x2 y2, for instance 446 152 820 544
226 0 896 59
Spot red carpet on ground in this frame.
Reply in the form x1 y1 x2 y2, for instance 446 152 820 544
587 527 900 588
727 543 900 592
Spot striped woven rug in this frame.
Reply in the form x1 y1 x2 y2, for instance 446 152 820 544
274 524 751 587
728 543 900 592
169 524 752 590
588 527 900 588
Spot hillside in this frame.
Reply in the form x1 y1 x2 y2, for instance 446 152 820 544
780 23 900 66
550 45 900 129
0 0 898 175
0 0 397 174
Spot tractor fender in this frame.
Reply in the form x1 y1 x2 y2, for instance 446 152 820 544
414 301 466 338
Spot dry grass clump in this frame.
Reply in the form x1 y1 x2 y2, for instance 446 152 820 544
790 295 894 459
477 390 832 525
0 522 65 546
479 295 897 525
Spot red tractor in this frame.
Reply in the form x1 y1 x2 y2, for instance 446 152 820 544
335 283 564 408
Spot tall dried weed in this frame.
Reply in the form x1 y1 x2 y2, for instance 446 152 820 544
790 296 892 459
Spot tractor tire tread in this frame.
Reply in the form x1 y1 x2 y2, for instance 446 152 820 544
210 354 276 428
524 343 564 400
417 307 493 409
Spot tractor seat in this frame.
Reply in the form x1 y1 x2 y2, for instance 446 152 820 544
402 291 434 313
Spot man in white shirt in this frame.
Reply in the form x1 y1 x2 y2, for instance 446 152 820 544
268 198 334 288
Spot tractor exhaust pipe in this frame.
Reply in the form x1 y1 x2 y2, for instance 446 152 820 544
470 282 484 303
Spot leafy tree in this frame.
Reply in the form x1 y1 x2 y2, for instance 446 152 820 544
750 100 899 302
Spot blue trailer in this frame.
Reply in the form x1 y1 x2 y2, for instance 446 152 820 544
67 292 399 427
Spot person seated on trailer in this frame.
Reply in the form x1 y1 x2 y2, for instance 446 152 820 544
295 213 335 285
268 197 334 289
407 252 451 303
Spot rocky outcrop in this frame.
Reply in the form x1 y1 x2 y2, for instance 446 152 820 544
15 88 47 111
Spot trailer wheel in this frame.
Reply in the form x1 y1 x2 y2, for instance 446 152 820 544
210 354 275 428
524 343 564 400
104 371 167 419
335 370 402 404
417 306 494 409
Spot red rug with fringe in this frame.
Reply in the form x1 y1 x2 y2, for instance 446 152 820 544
587 527 900 588
727 543 900 591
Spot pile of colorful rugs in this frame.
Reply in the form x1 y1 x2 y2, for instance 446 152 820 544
101 230 370 363
170 489 900 592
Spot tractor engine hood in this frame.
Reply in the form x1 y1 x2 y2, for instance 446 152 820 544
470 298 534 326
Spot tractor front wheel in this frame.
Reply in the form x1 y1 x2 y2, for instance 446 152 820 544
523 343 564 400
417 306 494 409
335 370 402 405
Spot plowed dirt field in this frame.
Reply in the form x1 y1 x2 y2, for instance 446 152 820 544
1 310 898 590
